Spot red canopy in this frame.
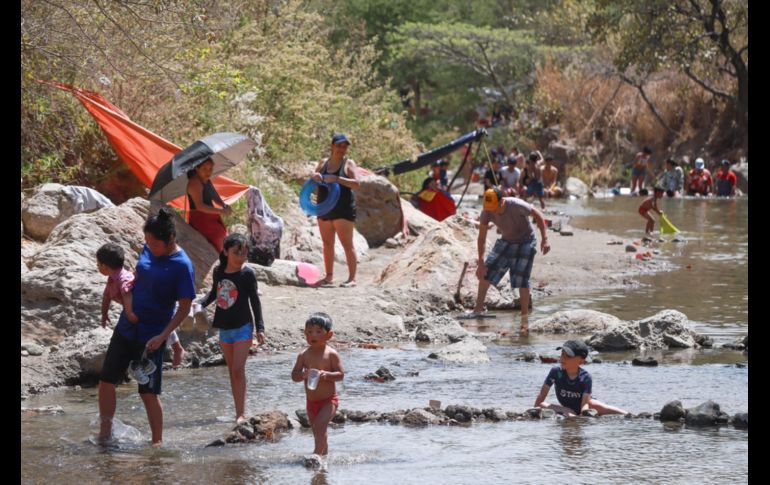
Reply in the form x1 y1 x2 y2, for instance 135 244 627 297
39 80 249 210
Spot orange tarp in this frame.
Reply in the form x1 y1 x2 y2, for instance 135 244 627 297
39 80 249 210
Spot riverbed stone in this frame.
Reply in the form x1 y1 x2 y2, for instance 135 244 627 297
529 309 623 335
21 343 45 356
413 315 470 343
565 177 590 198
295 409 310 428
403 409 441 426
732 413 748 429
632 357 658 367
659 400 685 422
365 366 396 382
427 337 490 364
587 310 700 351
684 401 730 426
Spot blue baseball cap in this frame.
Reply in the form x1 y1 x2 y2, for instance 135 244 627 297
331 133 351 145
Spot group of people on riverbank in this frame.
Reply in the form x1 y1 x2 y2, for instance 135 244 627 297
630 147 740 198
92 132 638 462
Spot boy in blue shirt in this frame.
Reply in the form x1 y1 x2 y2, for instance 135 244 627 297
534 340 629 417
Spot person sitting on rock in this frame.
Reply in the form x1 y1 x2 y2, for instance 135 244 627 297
96 243 185 369
535 339 629 417
541 155 563 198
500 156 521 197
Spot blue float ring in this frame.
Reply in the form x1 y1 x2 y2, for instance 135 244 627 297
299 179 340 217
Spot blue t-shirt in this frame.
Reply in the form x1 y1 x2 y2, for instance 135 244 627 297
544 366 593 414
116 244 196 343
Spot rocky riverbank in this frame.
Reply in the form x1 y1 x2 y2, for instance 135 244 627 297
20 181 732 398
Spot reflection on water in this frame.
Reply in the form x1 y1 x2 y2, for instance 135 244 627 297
529 197 747 339
22 343 747 484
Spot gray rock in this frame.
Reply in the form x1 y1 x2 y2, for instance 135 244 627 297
565 177 590 198
403 408 440 426
559 227 574 236
588 310 701 351
632 357 658 367
427 337 490 364
355 174 404 246
659 400 685 422
344 410 381 423
365 366 396 382
541 408 556 419
522 352 538 362
21 343 45 356
530 309 623 335
732 413 748 429
413 316 470 343
21 183 114 241
21 350 29 357
295 409 310 428
482 408 508 422
625 245 638 253
684 400 730 426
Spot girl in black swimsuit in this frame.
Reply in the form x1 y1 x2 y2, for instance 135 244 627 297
312 133 361 287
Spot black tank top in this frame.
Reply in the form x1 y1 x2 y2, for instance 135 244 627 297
187 180 218 210
317 158 356 221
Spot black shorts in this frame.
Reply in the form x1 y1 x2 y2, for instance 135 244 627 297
100 330 166 395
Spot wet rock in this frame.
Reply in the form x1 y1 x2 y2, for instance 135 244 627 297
732 413 748 429
236 424 255 440
523 408 543 419
581 409 598 418
381 411 406 424
355 173 403 246
720 342 745 351
684 401 730 427
625 245 638 253
295 409 310 428
636 412 653 419
659 400 685 422
482 408 508 422
413 316 470 343
735 363 746 369
331 413 346 424
21 350 29 357
344 410 381 423
632 357 658 367
365 366 396 382
445 405 481 421
694 334 713 348
522 352 538 362
403 409 440 426
529 309 623 335
206 438 226 447
427 337 490 364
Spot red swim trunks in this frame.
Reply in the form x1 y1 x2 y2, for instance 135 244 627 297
306 394 339 422
638 207 650 217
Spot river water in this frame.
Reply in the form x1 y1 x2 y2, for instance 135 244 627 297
21 196 748 484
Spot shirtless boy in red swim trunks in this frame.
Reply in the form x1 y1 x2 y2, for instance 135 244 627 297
638 187 664 236
291 312 345 464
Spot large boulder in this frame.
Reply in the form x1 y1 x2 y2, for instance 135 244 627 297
249 260 320 287
22 183 115 241
529 309 623 334
354 173 403 246
402 409 441 426
21 198 219 344
565 177 590 198
427 336 490 364
587 310 700 351
659 400 685 422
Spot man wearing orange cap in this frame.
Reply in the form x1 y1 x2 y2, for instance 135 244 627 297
470 187 550 318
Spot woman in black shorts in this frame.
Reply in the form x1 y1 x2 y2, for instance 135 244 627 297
312 133 361 287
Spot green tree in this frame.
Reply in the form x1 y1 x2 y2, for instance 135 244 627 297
587 0 748 127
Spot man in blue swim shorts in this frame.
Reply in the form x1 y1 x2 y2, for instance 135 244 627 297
470 187 550 319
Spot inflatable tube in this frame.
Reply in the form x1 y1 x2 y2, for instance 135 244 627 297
299 179 340 217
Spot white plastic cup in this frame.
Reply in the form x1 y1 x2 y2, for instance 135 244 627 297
307 369 320 390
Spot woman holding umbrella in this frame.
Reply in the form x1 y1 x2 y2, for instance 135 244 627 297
312 133 361 287
187 159 233 252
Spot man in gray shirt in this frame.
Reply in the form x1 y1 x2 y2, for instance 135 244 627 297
471 187 550 318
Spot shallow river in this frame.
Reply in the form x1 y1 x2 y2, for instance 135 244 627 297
21 196 748 484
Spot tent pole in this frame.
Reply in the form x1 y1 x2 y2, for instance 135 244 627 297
455 142 485 210
447 141 474 193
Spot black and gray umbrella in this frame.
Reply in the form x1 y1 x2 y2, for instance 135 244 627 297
149 132 256 203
